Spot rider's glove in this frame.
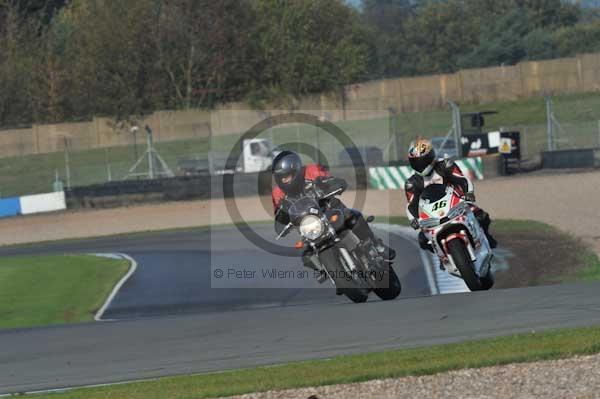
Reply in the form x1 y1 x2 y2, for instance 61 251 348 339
410 218 420 230
464 192 476 202
314 186 325 200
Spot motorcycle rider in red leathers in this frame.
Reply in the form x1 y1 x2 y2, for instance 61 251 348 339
271 154 331 213
404 139 497 252
271 151 396 270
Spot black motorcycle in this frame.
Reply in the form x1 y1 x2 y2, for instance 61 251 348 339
275 184 401 303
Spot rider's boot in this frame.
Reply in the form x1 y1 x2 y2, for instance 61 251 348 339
346 209 396 263
418 231 434 253
486 232 498 249
475 209 498 249
375 238 396 263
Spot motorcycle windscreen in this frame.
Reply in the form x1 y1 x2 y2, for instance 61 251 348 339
421 184 447 203
287 196 320 224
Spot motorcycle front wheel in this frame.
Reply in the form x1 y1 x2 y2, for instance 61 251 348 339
447 239 483 291
319 246 370 303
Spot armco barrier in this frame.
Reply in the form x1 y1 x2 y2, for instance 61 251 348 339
0 197 21 218
66 175 212 209
20 192 66 215
369 157 483 190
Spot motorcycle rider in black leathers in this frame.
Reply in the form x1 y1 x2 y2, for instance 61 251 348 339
271 151 396 273
404 139 497 252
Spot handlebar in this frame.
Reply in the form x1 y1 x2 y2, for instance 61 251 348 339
320 187 343 200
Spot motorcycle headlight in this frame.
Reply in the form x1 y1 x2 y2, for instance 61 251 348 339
299 215 324 240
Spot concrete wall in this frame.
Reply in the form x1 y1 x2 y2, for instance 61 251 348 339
4 52 600 159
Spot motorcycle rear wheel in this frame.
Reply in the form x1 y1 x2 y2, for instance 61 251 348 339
342 288 369 303
373 264 402 300
447 239 483 291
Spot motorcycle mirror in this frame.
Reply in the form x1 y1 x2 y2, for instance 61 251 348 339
366 215 375 223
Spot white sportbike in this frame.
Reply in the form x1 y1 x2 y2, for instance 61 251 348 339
418 184 494 291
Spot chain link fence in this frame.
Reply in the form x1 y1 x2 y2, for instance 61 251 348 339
0 137 209 198
2 95 600 198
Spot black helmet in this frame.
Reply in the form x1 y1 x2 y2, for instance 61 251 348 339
408 138 436 176
272 151 304 194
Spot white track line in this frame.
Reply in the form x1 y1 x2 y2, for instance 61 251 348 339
92 253 138 321
373 223 468 295
430 256 469 294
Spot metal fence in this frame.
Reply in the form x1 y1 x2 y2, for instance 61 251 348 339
0 110 395 198
2 96 600 199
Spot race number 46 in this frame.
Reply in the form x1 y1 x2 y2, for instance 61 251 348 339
431 200 447 211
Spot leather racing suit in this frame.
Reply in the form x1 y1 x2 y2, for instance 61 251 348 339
404 159 496 251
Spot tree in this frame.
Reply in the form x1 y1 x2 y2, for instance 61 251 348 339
156 0 255 109
0 0 590 129
362 0 414 32
402 0 480 74
360 0 416 78
55 0 160 120
553 20 600 55
523 27 558 60
515 0 580 28
457 1 582 69
0 0 39 127
458 9 534 68
250 0 370 103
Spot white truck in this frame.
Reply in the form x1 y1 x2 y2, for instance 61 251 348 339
239 138 279 173
177 138 279 176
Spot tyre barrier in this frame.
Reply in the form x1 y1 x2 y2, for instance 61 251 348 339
0 166 369 215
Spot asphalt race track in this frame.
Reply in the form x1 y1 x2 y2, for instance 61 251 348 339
2 225 600 394
0 224 431 320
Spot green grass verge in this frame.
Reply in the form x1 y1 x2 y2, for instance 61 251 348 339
486 219 556 234
0 254 129 329
27 325 600 399
0 220 275 250
377 215 409 226
566 245 600 283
